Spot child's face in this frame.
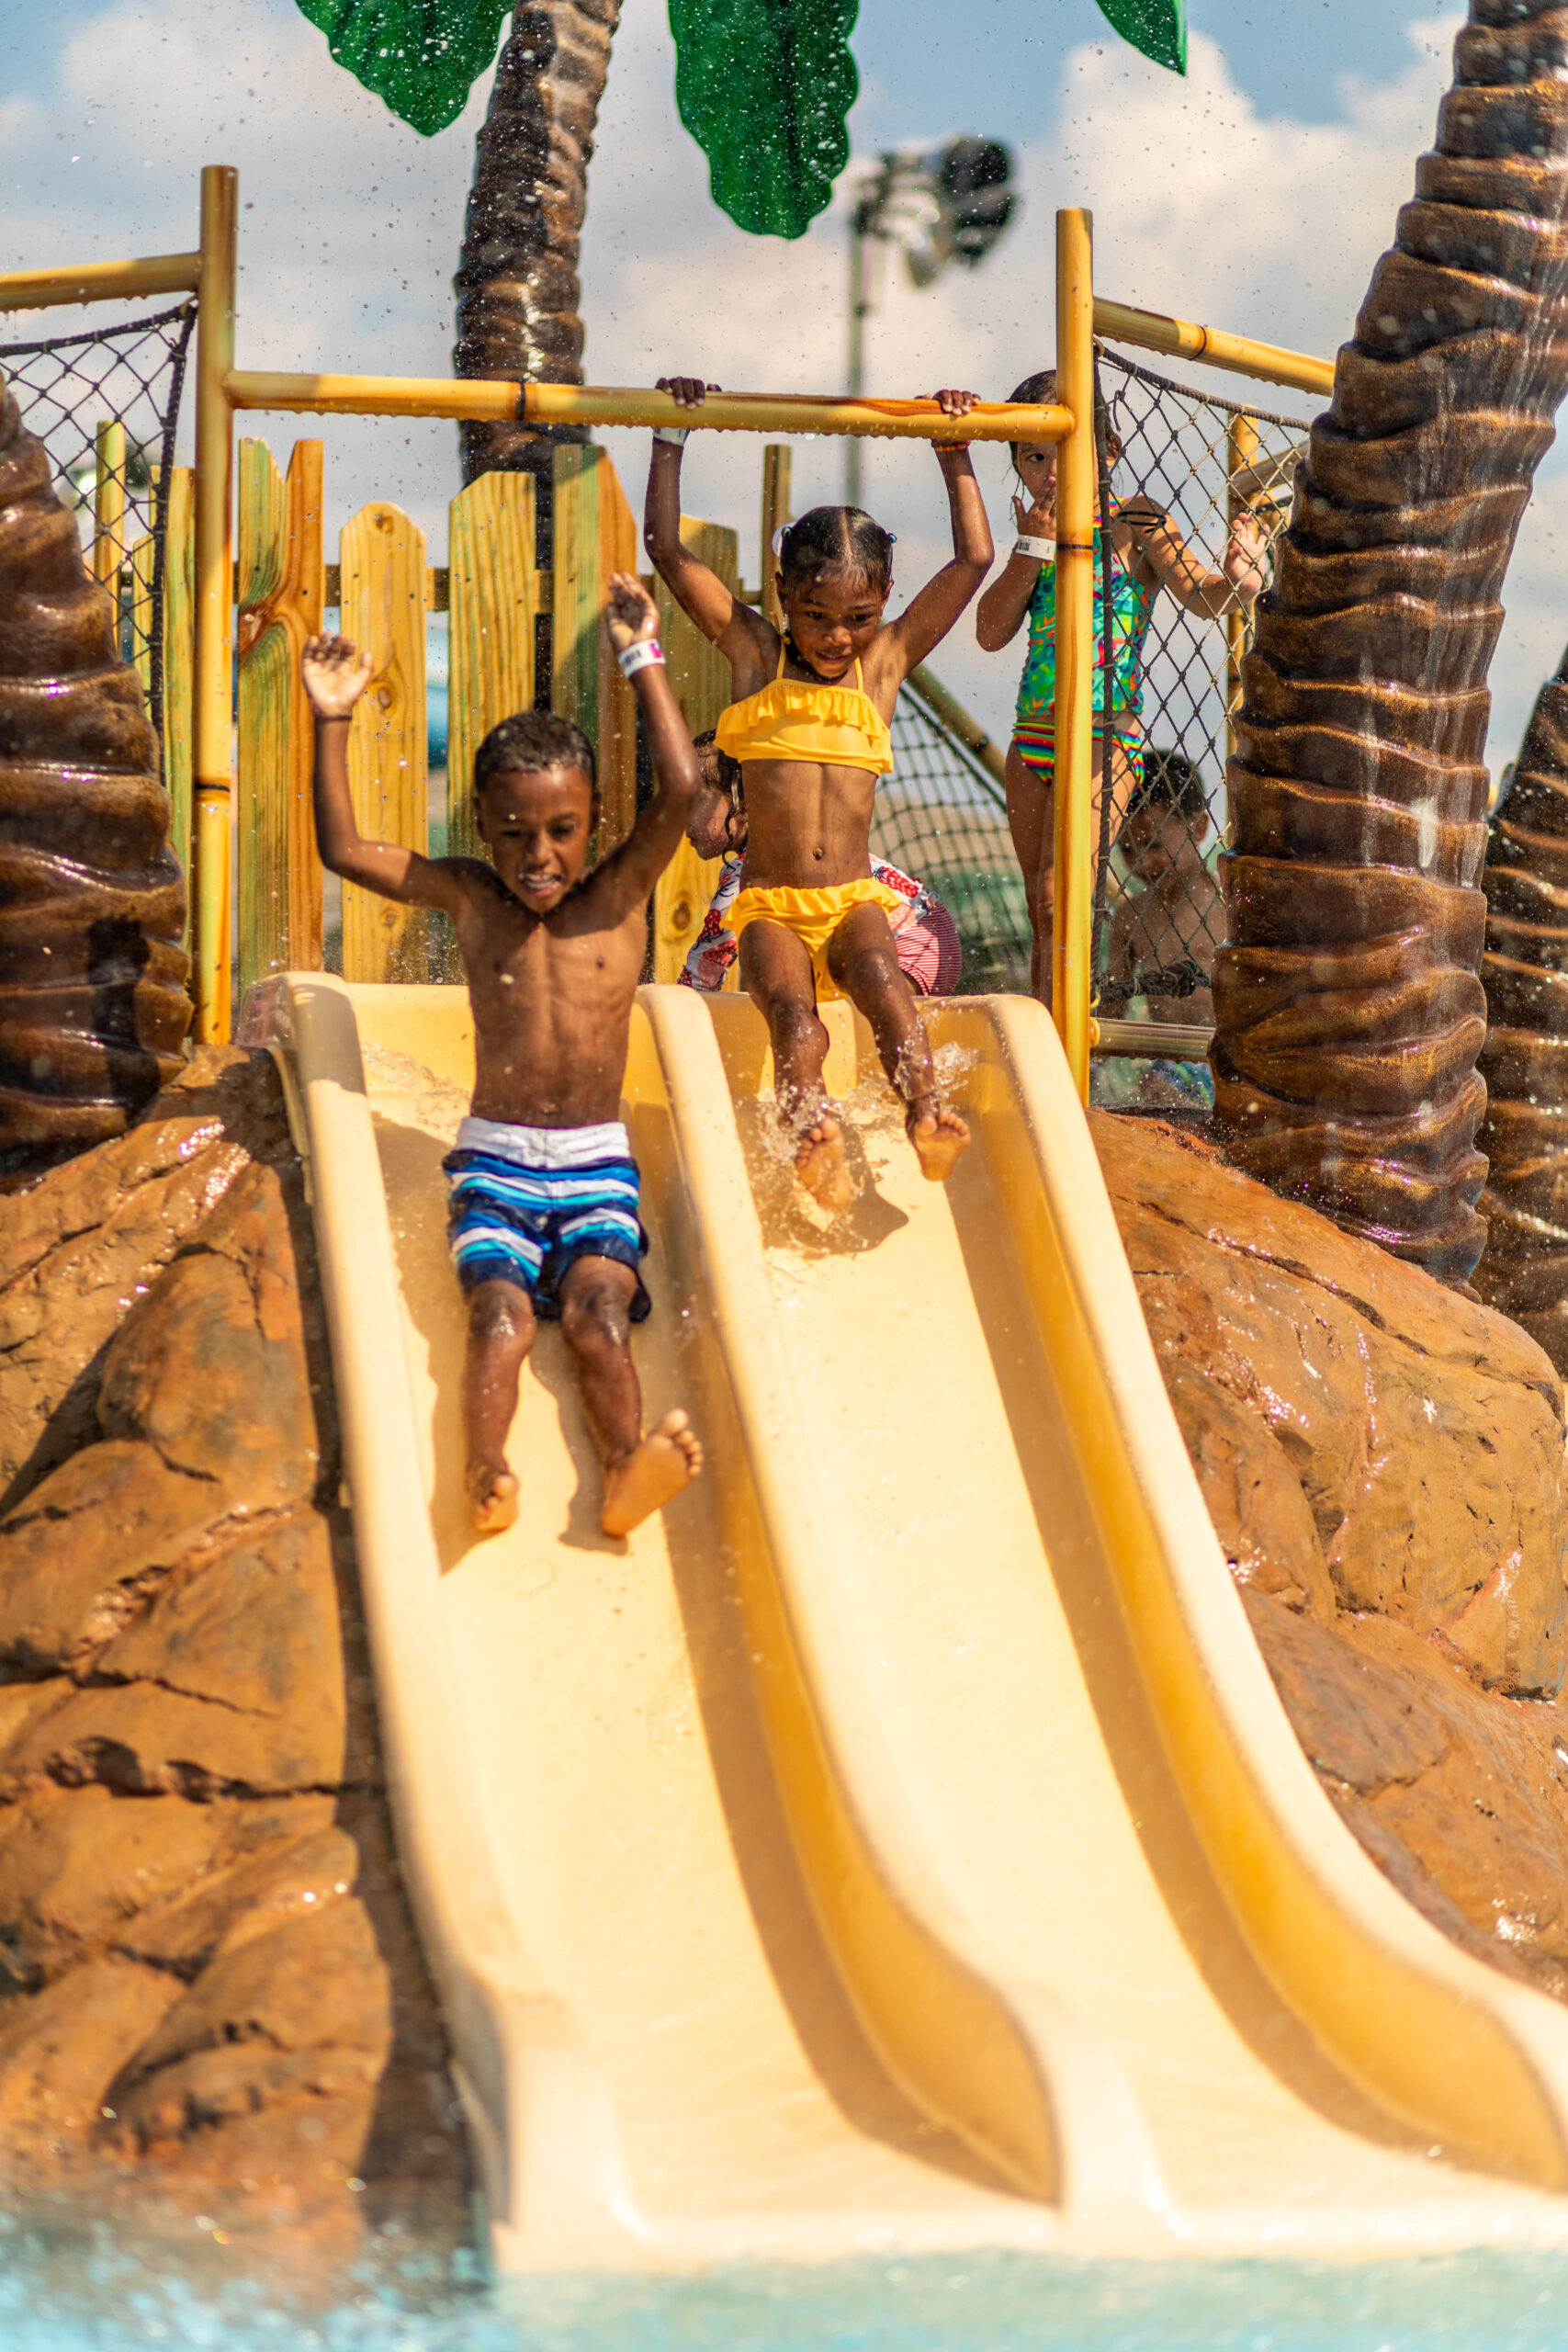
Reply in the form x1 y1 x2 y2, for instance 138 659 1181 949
777 566 889 679
1122 801 1207 886
477 764 597 911
1014 442 1057 507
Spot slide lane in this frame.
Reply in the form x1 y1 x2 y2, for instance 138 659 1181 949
275 973 1568 2267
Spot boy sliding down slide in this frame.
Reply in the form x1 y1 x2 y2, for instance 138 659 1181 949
647 377 993 1209
301 577 704 1542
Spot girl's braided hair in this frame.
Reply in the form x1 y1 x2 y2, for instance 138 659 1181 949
776 504 895 596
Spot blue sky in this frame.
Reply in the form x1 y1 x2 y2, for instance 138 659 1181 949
12 0 1561 768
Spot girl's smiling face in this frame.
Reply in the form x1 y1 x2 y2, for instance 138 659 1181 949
778 566 890 680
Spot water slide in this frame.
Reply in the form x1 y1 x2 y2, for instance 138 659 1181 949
263 972 1568 2269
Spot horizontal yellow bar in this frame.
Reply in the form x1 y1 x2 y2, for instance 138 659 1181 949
0 251 201 312
1095 1017 1213 1062
1095 297 1334 400
226 371 522 421
525 382 1072 443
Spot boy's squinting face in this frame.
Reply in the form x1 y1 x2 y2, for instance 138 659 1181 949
1123 802 1207 886
476 764 596 911
778 566 889 680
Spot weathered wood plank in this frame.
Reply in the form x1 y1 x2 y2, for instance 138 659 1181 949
340 499 428 982
161 467 196 922
652 514 738 981
595 454 640 853
552 446 600 764
447 471 537 865
235 438 325 997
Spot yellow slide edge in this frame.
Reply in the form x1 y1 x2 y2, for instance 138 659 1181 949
972 989 1568 2192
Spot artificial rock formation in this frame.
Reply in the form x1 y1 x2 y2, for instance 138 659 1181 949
1098 1111 1568 2001
0 1046 464 2245
1213 0 1568 1287
1472 646 1568 1368
0 372 190 1179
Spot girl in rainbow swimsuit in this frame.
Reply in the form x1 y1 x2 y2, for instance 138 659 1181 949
976 368 1267 1002
646 376 991 1210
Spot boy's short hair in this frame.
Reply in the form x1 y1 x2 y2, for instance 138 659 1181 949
474 710 597 797
1123 746 1208 828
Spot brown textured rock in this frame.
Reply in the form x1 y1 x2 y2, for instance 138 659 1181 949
0 1047 465 2245
1212 1 1568 1283
1100 1110 1568 2002
0 371 191 1177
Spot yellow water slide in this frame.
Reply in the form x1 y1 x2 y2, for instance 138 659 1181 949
265 973 1568 2269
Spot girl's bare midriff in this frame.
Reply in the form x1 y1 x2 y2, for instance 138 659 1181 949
738 754 881 889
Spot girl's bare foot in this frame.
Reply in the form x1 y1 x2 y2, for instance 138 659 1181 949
908 1103 970 1182
795 1113 857 1211
468 1460 520 1536
601 1408 704 1536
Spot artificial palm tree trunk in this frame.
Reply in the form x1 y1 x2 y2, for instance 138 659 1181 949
1211 0 1568 1287
453 0 623 537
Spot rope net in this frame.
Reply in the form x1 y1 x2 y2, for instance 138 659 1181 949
874 691 1030 993
1088 344 1312 1094
0 300 197 747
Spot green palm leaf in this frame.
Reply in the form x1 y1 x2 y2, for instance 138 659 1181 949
669 0 859 241
294 0 509 137
1094 0 1186 74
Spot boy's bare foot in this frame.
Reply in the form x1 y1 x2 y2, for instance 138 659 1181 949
908 1103 970 1182
795 1113 857 1211
468 1460 520 1537
601 1409 704 1536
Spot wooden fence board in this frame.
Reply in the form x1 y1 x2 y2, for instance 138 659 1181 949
652 515 739 982
447 471 537 865
235 438 325 997
341 499 428 982
595 456 640 851
552 446 600 768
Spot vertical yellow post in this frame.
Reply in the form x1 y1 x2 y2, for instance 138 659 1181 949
760 443 791 632
93 419 126 588
1225 411 1258 821
192 162 238 1042
1052 207 1095 1101
161 467 197 928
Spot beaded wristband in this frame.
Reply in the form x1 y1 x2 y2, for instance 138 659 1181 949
617 639 665 679
652 424 689 447
1013 533 1055 560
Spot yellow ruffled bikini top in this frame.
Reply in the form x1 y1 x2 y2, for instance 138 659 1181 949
715 645 894 775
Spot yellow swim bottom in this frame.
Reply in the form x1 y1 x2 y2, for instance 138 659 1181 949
728 877 908 1001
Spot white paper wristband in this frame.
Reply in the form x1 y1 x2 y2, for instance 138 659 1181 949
617 638 665 679
652 424 689 447
1013 533 1055 561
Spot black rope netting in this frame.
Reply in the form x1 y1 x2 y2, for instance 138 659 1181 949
1092 344 1313 1031
0 300 197 748
874 693 1030 992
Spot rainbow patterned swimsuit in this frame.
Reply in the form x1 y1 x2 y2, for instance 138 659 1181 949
1013 514 1156 776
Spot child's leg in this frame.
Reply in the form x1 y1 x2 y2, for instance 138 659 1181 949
738 919 854 1208
1005 741 1054 1003
462 1278 537 1534
828 904 970 1182
558 1256 703 1536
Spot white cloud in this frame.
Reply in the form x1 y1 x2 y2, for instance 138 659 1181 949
3 0 1561 767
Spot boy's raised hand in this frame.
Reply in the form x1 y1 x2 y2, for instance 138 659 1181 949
604 571 660 655
302 634 374 720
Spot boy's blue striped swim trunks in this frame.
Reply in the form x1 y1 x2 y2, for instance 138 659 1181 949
442 1114 651 1322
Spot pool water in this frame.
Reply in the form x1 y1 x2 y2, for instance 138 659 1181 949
13 2236 1568 2352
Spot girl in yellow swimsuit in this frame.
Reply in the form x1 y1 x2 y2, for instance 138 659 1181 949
647 374 993 1208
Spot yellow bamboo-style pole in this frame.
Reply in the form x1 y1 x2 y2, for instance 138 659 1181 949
223 369 1071 445
1225 412 1259 788
93 419 126 587
192 163 238 1042
1052 209 1096 1103
760 443 791 632
1093 297 1333 399
0 252 201 313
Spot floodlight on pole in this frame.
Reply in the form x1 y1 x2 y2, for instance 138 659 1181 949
846 136 1017 504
